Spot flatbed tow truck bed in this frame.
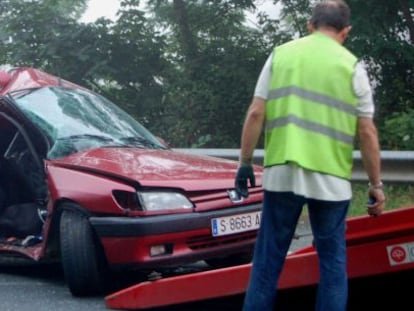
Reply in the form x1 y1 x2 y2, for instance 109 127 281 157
105 206 414 310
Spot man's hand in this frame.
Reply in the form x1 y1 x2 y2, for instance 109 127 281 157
366 188 386 217
235 163 256 198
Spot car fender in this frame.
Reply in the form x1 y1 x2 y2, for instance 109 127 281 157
46 164 136 215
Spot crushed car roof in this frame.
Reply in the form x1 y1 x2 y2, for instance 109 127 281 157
0 66 84 94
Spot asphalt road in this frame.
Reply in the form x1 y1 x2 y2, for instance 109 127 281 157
0 261 247 311
0 213 312 311
0 263 104 311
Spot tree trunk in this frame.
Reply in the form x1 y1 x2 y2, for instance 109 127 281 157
172 0 198 70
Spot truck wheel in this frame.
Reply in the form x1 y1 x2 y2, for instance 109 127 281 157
60 209 108 296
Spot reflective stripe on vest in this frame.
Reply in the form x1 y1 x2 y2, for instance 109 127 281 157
265 32 358 179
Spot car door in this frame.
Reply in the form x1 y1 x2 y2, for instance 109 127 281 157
0 96 49 252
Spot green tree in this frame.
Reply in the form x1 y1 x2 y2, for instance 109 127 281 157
0 0 103 84
344 0 414 149
96 0 166 128
143 0 275 147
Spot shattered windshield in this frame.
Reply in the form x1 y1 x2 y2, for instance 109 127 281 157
10 87 166 158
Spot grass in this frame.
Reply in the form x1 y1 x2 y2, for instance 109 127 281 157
348 183 414 217
300 184 414 219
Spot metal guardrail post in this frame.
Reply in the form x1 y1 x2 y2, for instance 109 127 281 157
175 149 414 184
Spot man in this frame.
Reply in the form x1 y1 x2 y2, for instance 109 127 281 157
235 1 386 310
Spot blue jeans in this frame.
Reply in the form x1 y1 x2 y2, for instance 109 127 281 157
243 191 349 311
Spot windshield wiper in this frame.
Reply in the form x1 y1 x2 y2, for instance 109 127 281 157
57 134 132 148
9 87 41 99
120 136 165 149
58 135 165 149
58 134 117 142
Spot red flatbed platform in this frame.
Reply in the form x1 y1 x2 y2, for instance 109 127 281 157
105 206 414 310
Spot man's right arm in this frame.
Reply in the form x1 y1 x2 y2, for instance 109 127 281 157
357 117 385 215
239 97 266 165
358 117 381 185
353 62 385 215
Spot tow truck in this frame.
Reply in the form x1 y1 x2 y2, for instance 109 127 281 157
105 205 414 310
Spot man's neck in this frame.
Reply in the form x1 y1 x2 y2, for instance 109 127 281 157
315 27 344 44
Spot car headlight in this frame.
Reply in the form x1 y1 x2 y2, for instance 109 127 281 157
137 191 194 211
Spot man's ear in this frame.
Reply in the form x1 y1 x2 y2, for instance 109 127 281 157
339 26 352 42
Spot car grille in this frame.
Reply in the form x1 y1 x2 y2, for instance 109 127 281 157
187 231 257 250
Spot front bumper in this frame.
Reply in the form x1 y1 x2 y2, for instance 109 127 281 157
90 203 262 237
89 203 261 267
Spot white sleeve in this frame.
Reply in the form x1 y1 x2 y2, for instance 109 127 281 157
353 62 375 118
253 52 273 100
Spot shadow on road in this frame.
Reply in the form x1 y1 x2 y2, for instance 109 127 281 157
0 259 65 283
0 257 411 311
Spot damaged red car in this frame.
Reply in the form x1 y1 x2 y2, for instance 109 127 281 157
0 67 263 296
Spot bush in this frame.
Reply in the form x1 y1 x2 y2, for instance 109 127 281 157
380 108 414 150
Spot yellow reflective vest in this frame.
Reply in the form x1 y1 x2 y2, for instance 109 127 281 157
265 32 358 179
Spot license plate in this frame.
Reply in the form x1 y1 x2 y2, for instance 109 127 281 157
211 211 261 237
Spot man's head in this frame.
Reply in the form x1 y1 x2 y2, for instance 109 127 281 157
308 0 351 43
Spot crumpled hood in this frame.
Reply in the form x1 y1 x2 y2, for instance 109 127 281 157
51 148 262 191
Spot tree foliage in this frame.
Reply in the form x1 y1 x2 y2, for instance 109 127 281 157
143 0 271 147
0 0 92 79
0 0 413 149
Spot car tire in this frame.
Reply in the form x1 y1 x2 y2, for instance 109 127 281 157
60 209 109 296
205 252 253 269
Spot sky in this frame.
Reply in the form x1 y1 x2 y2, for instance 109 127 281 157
81 0 120 22
81 0 280 23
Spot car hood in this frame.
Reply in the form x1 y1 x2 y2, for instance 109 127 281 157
51 148 262 191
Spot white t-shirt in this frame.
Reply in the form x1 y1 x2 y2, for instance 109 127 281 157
255 52 374 201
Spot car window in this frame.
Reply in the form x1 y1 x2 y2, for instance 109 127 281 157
11 87 166 158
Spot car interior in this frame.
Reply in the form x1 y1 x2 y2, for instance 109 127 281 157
0 112 47 246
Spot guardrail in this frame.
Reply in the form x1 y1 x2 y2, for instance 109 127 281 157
175 149 414 183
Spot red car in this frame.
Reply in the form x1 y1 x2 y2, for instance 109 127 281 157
0 67 263 296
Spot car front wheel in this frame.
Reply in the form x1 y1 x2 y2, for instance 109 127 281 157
60 208 109 296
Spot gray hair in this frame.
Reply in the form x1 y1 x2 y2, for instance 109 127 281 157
310 0 351 31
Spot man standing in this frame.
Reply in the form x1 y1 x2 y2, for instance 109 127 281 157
235 1 386 310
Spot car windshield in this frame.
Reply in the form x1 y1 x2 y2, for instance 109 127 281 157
10 87 166 158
